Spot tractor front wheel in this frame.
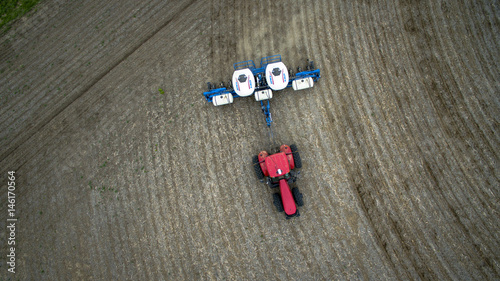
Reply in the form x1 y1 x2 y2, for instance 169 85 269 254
273 193 284 212
292 187 304 207
252 155 264 180
290 144 302 169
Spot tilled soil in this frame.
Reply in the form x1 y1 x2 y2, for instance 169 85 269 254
0 0 498 280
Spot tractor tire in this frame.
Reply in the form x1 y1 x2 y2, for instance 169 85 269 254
252 155 264 180
290 144 302 169
292 187 304 207
273 193 284 212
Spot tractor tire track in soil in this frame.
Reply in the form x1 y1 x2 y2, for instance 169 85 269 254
0 0 498 280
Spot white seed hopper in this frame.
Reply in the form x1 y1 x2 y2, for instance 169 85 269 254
265 62 289 91
232 68 256 97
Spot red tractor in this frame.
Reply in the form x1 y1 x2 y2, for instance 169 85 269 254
253 144 304 218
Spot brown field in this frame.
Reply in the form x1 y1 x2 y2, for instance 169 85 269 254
0 0 498 280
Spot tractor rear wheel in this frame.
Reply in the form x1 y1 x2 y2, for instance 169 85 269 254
252 155 264 180
292 187 304 206
273 193 284 212
290 144 302 169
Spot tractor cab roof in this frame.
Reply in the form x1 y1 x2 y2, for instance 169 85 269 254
264 152 290 178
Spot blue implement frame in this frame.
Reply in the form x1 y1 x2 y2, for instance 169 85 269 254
202 55 321 127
